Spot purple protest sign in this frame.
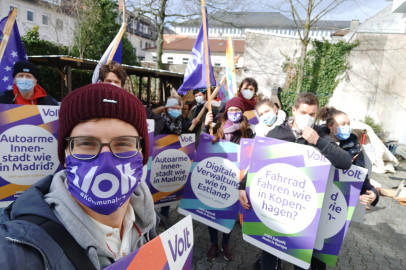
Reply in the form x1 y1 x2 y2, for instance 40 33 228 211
178 133 240 233
0 104 62 207
146 133 195 207
105 215 194 270
313 165 367 266
242 136 331 269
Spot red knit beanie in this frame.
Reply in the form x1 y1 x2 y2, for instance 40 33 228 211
58 83 149 165
225 97 245 112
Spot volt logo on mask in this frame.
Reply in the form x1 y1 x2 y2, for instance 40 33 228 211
65 152 143 215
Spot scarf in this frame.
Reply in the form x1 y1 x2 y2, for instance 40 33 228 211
223 120 241 141
238 91 256 111
13 84 47 105
161 112 183 135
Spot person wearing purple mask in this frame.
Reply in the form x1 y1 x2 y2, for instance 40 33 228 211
203 97 254 262
0 83 157 269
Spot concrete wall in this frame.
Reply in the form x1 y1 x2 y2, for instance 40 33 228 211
242 31 304 97
243 31 406 143
330 33 406 143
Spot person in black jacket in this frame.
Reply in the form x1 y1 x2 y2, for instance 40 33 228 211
160 96 190 135
203 97 254 262
238 92 352 270
0 61 58 105
317 106 379 206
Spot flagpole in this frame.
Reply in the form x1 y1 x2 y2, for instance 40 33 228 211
0 8 17 64
107 22 127 63
201 0 213 135
189 55 241 132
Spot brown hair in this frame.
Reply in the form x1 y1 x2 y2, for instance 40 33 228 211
294 92 319 108
212 110 250 143
238 77 258 94
99 61 128 87
255 98 276 113
317 106 346 126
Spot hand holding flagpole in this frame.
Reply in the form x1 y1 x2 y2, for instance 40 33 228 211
189 55 240 132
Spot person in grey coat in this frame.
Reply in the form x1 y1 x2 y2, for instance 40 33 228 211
0 83 157 269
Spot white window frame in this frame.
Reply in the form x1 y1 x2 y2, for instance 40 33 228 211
27 9 35 23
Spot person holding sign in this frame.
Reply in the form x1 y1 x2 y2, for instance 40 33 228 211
0 83 157 269
239 92 352 270
317 107 379 206
0 61 58 105
203 97 254 261
187 88 219 145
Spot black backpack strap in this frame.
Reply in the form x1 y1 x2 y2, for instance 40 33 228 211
15 215 97 270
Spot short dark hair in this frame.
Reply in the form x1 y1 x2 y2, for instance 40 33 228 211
317 106 346 126
99 61 128 87
255 98 275 112
294 92 319 108
193 89 206 95
238 77 258 94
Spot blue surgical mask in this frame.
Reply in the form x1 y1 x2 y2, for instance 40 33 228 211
241 89 254 100
260 110 277 126
227 112 242 123
335 125 351 141
16 78 35 93
168 109 182 119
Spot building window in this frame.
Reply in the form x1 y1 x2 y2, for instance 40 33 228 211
42 15 49 25
56 18 63 30
27 10 34 22
167 57 173 64
153 56 157 62
132 20 137 29
133 48 137 56
182 58 189 64
140 40 143 49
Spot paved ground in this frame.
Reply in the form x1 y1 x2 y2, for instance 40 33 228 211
161 161 406 270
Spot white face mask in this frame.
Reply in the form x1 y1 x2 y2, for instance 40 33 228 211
295 114 315 131
241 89 254 100
195 95 204 105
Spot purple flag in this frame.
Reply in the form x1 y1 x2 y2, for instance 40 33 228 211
0 10 28 93
92 23 125 83
177 10 216 95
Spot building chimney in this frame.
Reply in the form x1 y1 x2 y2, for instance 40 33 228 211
350 20 360 31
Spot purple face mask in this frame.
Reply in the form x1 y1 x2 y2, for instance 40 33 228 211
65 151 143 215
227 111 242 123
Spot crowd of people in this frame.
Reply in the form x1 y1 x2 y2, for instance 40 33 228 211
0 60 379 270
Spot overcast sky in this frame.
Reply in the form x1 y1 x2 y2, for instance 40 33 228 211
318 0 392 22
248 0 393 22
